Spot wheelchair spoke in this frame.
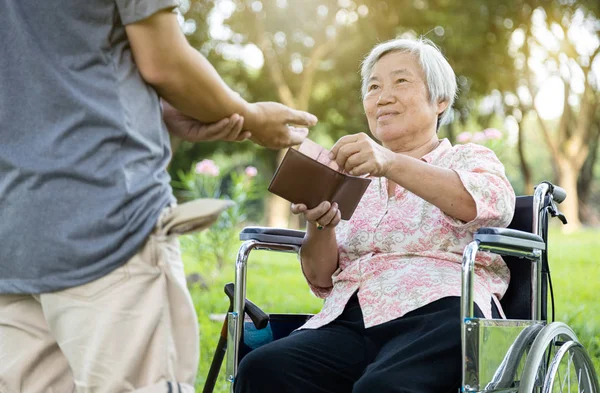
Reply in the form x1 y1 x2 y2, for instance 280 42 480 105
557 356 564 393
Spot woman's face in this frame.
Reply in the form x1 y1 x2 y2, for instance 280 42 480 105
363 51 447 147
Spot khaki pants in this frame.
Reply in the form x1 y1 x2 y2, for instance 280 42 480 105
0 201 227 393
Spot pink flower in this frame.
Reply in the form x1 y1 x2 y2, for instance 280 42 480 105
245 166 258 177
195 159 220 177
483 128 503 140
456 132 472 143
471 132 487 143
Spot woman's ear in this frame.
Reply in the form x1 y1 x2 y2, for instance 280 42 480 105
437 99 449 115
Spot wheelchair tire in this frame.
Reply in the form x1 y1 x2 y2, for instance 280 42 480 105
542 340 600 393
518 322 591 393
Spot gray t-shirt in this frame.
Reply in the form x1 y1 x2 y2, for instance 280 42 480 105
0 0 179 293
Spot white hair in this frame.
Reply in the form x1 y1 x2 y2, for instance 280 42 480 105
360 37 457 128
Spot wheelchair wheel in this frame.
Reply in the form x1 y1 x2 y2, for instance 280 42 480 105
518 322 599 393
542 340 600 393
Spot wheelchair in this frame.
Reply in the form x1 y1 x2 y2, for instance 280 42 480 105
203 181 599 393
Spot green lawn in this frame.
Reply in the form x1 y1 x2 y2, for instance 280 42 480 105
184 228 600 393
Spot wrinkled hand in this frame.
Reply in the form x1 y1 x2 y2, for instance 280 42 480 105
330 132 395 177
246 102 317 149
162 100 250 142
291 201 341 230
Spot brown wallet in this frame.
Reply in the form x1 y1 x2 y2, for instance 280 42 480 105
268 148 371 220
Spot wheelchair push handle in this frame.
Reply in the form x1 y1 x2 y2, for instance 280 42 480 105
539 181 566 204
551 185 566 204
224 283 270 330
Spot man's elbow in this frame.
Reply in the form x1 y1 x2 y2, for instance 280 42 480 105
136 59 179 90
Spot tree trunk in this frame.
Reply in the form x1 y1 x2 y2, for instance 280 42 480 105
556 157 582 232
516 117 533 194
577 125 599 207
577 125 600 225
266 149 292 227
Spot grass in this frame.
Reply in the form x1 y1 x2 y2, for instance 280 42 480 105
546 228 600 372
183 228 600 393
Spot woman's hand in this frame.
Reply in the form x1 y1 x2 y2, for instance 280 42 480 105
291 201 341 230
162 99 251 142
330 132 395 177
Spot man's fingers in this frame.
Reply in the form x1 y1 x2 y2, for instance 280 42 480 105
225 116 244 141
236 131 251 141
286 109 318 127
285 126 309 146
194 117 229 140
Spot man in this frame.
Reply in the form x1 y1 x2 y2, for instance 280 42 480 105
0 1 317 392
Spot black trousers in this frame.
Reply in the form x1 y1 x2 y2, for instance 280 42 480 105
235 295 499 393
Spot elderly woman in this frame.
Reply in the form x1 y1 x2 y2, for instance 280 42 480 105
235 37 515 393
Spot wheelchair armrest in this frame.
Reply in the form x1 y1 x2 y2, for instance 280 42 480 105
475 227 546 252
239 226 305 246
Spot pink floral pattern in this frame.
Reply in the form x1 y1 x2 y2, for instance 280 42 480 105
300 139 516 329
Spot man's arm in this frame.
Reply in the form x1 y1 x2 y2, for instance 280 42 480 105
162 99 250 143
125 10 317 148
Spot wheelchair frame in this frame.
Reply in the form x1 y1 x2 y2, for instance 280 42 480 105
218 182 599 393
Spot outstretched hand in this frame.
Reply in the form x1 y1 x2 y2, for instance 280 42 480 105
246 102 318 149
162 100 250 143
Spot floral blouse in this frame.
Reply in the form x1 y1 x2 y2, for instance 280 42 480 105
300 139 516 329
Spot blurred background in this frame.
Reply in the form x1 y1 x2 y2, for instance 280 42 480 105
164 1 600 391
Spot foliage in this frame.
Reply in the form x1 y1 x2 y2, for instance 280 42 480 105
168 0 600 226
173 158 261 270
171 0 527 175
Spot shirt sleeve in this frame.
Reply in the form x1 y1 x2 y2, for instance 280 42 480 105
115 0 180 25
443 143 516 232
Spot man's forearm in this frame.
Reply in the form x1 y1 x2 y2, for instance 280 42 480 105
126 10 315 149
126 11 254 125
150 45 253 124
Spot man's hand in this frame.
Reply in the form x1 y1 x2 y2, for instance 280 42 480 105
162 100 250 142
245 102 318 149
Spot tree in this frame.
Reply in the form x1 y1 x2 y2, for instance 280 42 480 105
508 3 600 230
175 0 599 231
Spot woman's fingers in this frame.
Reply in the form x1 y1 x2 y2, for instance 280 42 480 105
304 201 331 222
317 202 339 227
328 209 342 227
290 203 307 215
291 201 341 229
